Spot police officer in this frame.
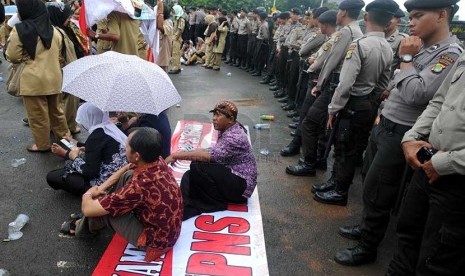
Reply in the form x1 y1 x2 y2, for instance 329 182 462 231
252 12 270 76
236 8 250 68
335 0 463 267
245 9 260 72
268 12 290 92
285 0 364 177
225 10 239 65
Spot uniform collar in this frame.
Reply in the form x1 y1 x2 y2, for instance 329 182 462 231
365 31 385 38
385 29 399 40
425 35 460 54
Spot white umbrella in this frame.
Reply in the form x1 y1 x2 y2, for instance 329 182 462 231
62 51 182 115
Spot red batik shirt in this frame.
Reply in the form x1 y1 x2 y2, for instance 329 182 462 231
99 157 183 261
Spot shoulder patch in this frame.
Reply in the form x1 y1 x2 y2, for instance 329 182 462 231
334 33 342 43
323 42 332 51
432 63 446 74
345 44 357 60
439 55 455 66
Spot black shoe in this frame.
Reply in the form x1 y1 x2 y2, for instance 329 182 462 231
285 163 316 176
290 130 298 137
339 225 361 241
274 91 285 98
278 97 289 103
260 78 271 84
245 67 252 72
252 72 262 76
287 110 298 118
334 244 377 266
224 59 232 64
168 69 181 74
313 189 348 206
241 65 248 70
221 56 227 61
292 116 300 122
311 177 336 193
22 117 29 126
288 123 298 129
280 143 300 156
269 80 277 86
283 104 296 111
269 86 280 91
315 159 327 170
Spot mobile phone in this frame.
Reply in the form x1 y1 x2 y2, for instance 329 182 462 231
416 146 437 164
59 139 76 151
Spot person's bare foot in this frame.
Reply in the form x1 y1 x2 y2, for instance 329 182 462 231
51 143 67 158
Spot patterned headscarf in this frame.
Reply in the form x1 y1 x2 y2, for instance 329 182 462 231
210 101 238 120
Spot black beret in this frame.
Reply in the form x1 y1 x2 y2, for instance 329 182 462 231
366 0 399 15
290 7 302 15
313 7 329 18
221 10 228 16
252 8 259 14
339 0 365 11
256 7 267 13
318 10 338 24
231 10 238 15
259 12 268 19
394 8 405 18
404 0 459 12
279 11 291 19
241 8 248 13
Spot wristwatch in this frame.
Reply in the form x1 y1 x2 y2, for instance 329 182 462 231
400 54 413 63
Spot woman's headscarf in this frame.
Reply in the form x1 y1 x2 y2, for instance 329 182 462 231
76 103 128 147
204 15 215 25
16 0 54 60
46 2 86 58
172 4 183 19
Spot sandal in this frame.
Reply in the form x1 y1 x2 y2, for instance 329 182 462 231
27 144 51 153
60 218 79 236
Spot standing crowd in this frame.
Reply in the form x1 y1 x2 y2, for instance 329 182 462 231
3 0 465 274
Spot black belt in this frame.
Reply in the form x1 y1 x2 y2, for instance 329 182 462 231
380 115 411 134
350 93 372 101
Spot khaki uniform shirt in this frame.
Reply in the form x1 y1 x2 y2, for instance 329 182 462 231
283 21 303 48
386 30 409 91
107 12 140 55
195 10 205 24
230 17 239 33
237 17 250 35
251 19 260 35
315 20 363 90
402 53 465 176
173 17 186 42
6 27 63 96
299 28 325 59
96 19 112 54
256 21 269 40
308 32 339 73
328 32 393 115
382 36 463 126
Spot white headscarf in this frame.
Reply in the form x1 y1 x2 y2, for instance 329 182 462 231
76 103 127 146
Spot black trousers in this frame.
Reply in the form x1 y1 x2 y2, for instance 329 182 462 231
295 62 310 109
237 34 248 66
286 51 301 104
189 24 196 45
387 171 465 276
222 32 231 59
360 117 411 248
333 99 375 192
181 162 247 220
276 47 289 88
46 168 90 196
246 35 257 67
254 40 269 73
229 33 238 62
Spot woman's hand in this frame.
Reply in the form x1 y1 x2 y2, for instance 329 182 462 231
88 186 107 199
68 147 81 160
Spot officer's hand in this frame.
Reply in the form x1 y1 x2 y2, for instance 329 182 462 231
421 160 440 184
401 140 431 170
379 90 390 101
399 36 422 56
327 114 334 129
311 87 319 97
307 56 316 65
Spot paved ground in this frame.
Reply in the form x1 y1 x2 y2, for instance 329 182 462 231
0 60 397 275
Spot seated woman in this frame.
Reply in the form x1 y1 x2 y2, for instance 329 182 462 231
117 111 172 158
72 128 183 262
181 40 195 64
185 37 206 65
165 101 257 220
47 103 128 196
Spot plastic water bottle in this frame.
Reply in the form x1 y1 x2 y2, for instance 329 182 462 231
227 72 232 77
7 214 30 241
254 123 270 130
11 158 26 168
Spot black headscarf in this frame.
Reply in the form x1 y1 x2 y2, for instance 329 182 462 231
16 0 54 60
46 2 85 58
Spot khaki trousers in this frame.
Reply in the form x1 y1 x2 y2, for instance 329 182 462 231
170 39 182 71
23 94 69 150
212 53 222 69
62 93 80 133
204 43 213 67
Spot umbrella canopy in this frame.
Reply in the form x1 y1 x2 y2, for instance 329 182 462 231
62 51 182 115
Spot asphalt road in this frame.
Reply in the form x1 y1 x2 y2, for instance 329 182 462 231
0 59 396 275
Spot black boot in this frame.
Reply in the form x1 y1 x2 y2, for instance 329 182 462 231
288 123 298 129
260 76 271 84
269 85 280 91
311 175 336 193
274 90 286 98
287 110 298 118
278 97 289 103
334 244 377 266
285 161 316 176
339 225 361 240
252 71 262 76
313 188 348 206
280 142 300 156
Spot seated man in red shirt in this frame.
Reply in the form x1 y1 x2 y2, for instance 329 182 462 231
74 127 183 262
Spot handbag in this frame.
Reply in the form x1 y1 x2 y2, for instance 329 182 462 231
6 62 26 97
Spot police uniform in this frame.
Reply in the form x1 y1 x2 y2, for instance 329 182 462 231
334 0 463 268
236 10 251 67
286 0 364 177
170 14 186 73
385 0 464 274
253 13 270 75
245 15 260 71
225 14 239 64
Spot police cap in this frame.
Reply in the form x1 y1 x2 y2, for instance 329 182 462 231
339 0 365 11
312 7 329 18
318 10 338 24
279 11 291 19
366 0 399 15
394 8 405 18
404 0 459 12
259 12 268 19
290 7 302 15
